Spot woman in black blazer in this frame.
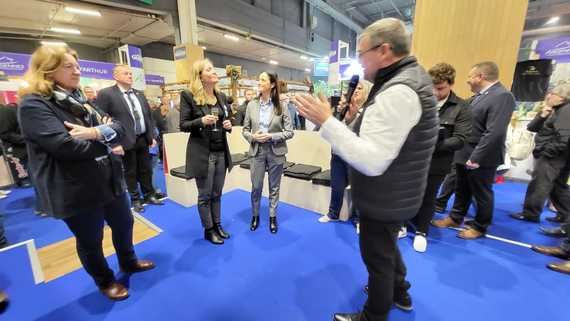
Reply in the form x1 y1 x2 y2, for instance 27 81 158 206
18 46 154 301
180 59 233 245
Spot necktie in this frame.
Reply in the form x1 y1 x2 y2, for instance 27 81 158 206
471 93 483 105
125 90 143 135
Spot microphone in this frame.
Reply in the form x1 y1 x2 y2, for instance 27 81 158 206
339 75 359 121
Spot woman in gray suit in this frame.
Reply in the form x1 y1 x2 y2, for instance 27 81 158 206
243 72 294 233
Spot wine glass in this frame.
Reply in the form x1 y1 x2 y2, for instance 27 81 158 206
211 108 220 132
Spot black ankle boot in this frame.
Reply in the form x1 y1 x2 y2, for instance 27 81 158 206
250 216 259 231
214 223 230 239
270 217 278 234
204 228 224 245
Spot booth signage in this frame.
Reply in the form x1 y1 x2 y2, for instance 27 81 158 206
145 74 165 86
535 36 570 63
0 51 115 80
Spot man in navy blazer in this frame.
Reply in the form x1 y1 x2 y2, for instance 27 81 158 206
97 65 163 212
432 61 515 239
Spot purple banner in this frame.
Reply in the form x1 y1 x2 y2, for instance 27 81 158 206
0 51 115 79
128 45 144 69
535 36 570 63
145 74 165 86
329 41 338 64
0 52 29 76
79 59 115 80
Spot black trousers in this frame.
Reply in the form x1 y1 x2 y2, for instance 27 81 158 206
124 135 155 201
435 165 457 209
360 218 408 321
450 164 497 233
411 174 446 234
195 151 227 229
63 193 137 288
522 157 570 220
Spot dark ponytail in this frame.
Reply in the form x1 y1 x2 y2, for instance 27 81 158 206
263 72 282 115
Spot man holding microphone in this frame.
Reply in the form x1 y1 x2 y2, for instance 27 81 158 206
295 18 438 321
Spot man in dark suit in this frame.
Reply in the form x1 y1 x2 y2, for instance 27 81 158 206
232 89 254 126
432 61 515 239
97 65 164 212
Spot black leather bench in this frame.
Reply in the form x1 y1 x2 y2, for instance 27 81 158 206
283 164 322 180
311 170 331 186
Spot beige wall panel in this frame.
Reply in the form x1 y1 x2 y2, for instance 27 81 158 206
412 0 528 98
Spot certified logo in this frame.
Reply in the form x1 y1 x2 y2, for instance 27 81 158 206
0 56 25 72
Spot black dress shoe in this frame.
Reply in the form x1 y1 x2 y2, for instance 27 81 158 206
145 195 164 205
214 223 230 239
509 213 540 223
154 192 167 199
132 200 145 213
333 312 361 321
99 282 129 301
121 260 156 273
539 226 566 237
531 245 570 259
250 216 259 231
204 228 224 245
270 217 278 234
546 214 566 223
363 285 368 294
0 291 9 314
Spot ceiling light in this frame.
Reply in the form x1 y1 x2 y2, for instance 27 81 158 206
65 7 101 17
41 41 67 46
269 60 279 65
323 55 329 59
201 46 207 50
50 27 81 35
545 16 560 25
300 55 308 60
224 34 239 41
304 68 311 72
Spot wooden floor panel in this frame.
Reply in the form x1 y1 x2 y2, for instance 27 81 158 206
37 217 160 282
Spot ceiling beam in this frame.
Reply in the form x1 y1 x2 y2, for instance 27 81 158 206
346 7 370 25
304 0 363 33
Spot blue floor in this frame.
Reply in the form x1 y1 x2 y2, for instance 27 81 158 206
0 175 568 321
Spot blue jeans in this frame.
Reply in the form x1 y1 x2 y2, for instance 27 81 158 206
328 154 348 219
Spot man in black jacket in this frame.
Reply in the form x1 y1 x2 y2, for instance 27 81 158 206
232 89 254 126
510 84 570 228
432 61 515 239
97 65 163 212
409 63 471 252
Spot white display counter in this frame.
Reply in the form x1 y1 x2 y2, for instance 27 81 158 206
162 127 352 220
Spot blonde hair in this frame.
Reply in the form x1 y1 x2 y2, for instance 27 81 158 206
355 80 372 108
19 45 78 97
190 59 219 105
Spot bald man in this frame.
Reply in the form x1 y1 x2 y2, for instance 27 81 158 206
97 65 164 212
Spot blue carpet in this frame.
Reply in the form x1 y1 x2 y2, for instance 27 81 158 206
433 181 563 247
1 188 568 321
0 244 39 318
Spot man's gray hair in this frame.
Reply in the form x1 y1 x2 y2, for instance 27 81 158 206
551 83 570 103
473 61 499 82
360 18 411 56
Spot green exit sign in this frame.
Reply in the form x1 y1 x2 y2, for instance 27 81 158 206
138 0 153 4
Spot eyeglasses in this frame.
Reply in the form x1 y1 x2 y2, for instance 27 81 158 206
356 43 385 58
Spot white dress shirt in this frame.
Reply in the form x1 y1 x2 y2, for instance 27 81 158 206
320 84 422 176
118 84 146 134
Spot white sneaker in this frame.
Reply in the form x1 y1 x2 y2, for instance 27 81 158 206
318 215 339 223
398 226 407 239
0 195 6 200
413 234 427 253
356 223 360 234
0 190 11 195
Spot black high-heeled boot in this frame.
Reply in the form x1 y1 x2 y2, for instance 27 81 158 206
204 228 224 245
250 216 259 231
270 217 278 234
214 223 230 239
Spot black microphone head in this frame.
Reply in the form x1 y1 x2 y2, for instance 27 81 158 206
349 75 359 88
